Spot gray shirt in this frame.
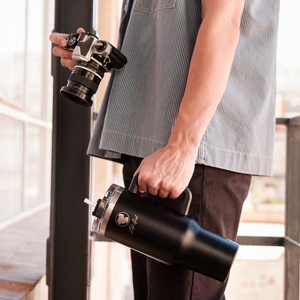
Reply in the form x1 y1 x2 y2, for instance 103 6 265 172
87 0 280 176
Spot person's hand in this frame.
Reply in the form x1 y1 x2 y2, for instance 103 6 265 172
135 143 196 199
49 27 85 70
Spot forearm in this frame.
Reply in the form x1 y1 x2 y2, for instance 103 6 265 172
135 1 245 198
168 6 243 156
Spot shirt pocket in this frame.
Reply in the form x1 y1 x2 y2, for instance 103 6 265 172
134 0 176 13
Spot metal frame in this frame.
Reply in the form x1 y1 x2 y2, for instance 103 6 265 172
46 0 95 299
237 116 300 300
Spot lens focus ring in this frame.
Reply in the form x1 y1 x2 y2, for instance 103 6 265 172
68 72 99 94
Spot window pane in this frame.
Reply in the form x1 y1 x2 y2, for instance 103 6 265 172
0 115 23 222
26 0 45 119
0 1 26 108
25 125 46 209
276 0 300 118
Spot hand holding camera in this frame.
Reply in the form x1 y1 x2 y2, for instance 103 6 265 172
50 28 85 70
50 28 127 107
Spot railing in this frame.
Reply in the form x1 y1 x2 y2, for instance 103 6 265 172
237 116 300 300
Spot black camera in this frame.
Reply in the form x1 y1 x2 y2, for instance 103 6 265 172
60 32 127 107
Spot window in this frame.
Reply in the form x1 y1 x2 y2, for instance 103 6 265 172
0 116 24 221
276 0 300 118
0 0 54 224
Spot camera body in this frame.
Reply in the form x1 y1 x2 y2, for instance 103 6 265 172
60 32 127 107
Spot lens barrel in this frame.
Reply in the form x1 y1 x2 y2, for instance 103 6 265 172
60 60 105 107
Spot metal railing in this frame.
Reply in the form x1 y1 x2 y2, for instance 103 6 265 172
237 116 300 300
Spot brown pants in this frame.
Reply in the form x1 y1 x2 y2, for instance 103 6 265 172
122 155 251 300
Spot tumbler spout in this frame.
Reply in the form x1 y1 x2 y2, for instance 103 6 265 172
84 198 97 207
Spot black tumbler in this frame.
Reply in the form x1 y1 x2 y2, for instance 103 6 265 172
85 175 239 282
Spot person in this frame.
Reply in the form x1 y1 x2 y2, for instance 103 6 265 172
50 0 280 299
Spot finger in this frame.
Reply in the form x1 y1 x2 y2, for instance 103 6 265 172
132 167 146 194
148 187 159 196
138 182 147 194
140 176 160 196
138 188 146 194
146 178 160 196
169 187 182 200
49 32 69 47
137 173 149 195
158 189 169 199
52 46 73 59
61 58 77 70
77 27 86 34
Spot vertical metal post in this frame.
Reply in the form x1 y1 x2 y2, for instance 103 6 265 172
47 0 95 299
284 119 300 300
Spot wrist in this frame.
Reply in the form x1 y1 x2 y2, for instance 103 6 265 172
167 128 200 160
168 114 204 153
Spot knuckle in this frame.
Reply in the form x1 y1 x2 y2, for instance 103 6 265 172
138 173 147 186
170 187 182 199
60 58 66 67
52 46 59 56
149 188 158 196
69 62 76 71
65 52 73 59
160 181 169 193
138 172 152 186
137 177 148 192
159 182 170 199
148 179 158 190
158 190 169 198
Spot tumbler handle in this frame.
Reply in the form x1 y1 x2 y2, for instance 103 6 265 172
128 173 192 215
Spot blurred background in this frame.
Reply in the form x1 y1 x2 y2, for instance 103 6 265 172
0 0 299 299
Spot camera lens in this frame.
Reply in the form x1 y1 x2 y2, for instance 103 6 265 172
60 60 105 107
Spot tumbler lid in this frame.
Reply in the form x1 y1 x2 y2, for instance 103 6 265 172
85 184 124 235
92 184 121 218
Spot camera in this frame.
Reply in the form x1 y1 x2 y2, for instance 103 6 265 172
60 32 127 107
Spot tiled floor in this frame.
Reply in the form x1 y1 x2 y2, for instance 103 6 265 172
0 208 50 300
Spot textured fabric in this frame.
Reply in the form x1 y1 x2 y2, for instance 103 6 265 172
87 0 280 176
122 155 252 300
